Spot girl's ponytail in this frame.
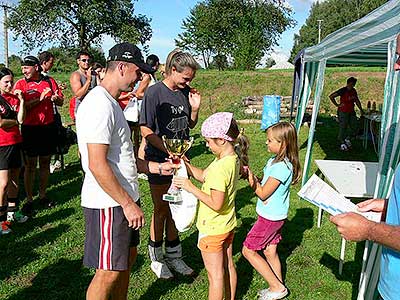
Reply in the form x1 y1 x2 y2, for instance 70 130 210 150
234 128 250 178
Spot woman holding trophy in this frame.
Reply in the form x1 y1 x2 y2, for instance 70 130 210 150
139 49 200 279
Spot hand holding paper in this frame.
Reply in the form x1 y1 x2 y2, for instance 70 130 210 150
298 174 381 222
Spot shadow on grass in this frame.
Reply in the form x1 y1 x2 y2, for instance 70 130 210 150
137 230 199 300
319 240 365 300
235 185 255 212
130 253 146 276
188 138 208 161
0 223 70 281
19 161 83 209
6 258 91 300
300 115 378 162
235 217 257 300
280 208 314 280
46 162 83 206
8 207 75 238
234 208 314 299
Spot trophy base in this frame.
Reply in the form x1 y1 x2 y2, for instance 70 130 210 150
162 193 182 203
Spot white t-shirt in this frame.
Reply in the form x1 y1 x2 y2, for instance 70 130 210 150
76 86 139 209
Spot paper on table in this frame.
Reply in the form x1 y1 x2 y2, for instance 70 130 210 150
298 174 381 222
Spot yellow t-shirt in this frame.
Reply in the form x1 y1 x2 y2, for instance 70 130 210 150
196 154 240 235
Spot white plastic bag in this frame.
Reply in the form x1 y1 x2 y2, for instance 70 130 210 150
169 161 198 232
123 97 139 122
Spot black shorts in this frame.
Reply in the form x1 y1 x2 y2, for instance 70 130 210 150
83 205 140 271
21 123 57 157
0 143 22 170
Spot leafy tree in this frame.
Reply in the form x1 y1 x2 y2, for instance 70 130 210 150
290 0 387 62
176 3 214 68
176 0 294 70
43 47 106 73
7 0 152 51
209 54 229 70
231 1 294 70
264 57 276 68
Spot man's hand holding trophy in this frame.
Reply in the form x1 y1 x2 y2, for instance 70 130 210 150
162 135 194 202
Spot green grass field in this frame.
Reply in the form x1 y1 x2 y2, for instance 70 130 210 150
0 68 381 299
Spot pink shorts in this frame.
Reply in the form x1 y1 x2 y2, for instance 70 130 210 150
243 215 285 251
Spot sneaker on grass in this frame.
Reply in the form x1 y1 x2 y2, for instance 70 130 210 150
138 173 148 180
0 221 12 235
344 138 352 148
165 258 195 276
7 211 28 223
150 261 174 280
50 160 62 174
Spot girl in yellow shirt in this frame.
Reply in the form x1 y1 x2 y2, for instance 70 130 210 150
173 112 249 300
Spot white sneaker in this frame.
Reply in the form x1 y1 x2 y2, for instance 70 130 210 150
165 258 195 276
7 211 28 223
50 160 62 174
344 138 352 148
150 261 174 280
138 173 148 180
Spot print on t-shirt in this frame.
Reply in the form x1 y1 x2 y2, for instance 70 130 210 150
159 102 189 140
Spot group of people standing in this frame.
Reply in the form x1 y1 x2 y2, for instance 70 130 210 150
75 41 301 300
0 52 64 235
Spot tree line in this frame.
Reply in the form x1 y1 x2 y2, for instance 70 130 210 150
289 0 387 62
4 0 387 71
175 0 294 70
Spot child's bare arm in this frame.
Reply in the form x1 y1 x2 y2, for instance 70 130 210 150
252 177 281 203
184 161 206 183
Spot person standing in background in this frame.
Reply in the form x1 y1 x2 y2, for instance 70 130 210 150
15 56 63 215
329 77 364 151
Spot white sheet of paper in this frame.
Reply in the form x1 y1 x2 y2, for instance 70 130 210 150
298 174 381 222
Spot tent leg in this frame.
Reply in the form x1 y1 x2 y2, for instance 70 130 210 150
317 207 323 228
339 238 346 275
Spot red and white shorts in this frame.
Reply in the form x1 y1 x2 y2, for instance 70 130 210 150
83 206 140 271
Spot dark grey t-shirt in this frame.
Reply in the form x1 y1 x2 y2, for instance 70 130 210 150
139 81 191 162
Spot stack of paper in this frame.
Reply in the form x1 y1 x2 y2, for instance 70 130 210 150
298 174 381 222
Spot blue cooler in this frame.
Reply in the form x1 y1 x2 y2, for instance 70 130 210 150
260 95 281 130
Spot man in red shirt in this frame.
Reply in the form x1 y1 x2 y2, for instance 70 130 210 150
329 77 364 151
14 56 63 215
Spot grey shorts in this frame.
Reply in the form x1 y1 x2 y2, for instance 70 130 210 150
83 205 140 271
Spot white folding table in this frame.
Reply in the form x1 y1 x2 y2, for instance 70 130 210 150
314 159 379 274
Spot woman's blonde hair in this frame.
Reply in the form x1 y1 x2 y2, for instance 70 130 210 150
267 122 301 184
165 48 198 76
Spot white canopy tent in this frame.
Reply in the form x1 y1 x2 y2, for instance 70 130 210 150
292 1 400 299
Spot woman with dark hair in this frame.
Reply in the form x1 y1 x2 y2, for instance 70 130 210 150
0 68 28 235
140 49 201 279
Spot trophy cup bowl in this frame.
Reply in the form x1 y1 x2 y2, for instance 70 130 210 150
162 136 194 202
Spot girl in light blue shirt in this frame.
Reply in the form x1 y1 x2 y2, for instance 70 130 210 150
242 122 301 300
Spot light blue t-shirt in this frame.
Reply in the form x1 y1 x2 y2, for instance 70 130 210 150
378 165 400 300
256 157 293 221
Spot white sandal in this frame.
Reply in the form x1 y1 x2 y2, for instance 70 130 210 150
258 287 288 300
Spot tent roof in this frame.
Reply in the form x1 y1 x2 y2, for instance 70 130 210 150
302 0 400 66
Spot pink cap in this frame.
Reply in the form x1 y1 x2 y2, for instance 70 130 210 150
201 112 234 141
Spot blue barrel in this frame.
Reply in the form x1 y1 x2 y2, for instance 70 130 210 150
260 95 281 130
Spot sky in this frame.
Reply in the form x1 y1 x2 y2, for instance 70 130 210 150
105 0 317 64
0 0 318 64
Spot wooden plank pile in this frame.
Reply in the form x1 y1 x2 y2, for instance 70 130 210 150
241 95 315 118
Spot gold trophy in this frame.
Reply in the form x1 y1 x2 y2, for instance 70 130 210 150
162 135 194 202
